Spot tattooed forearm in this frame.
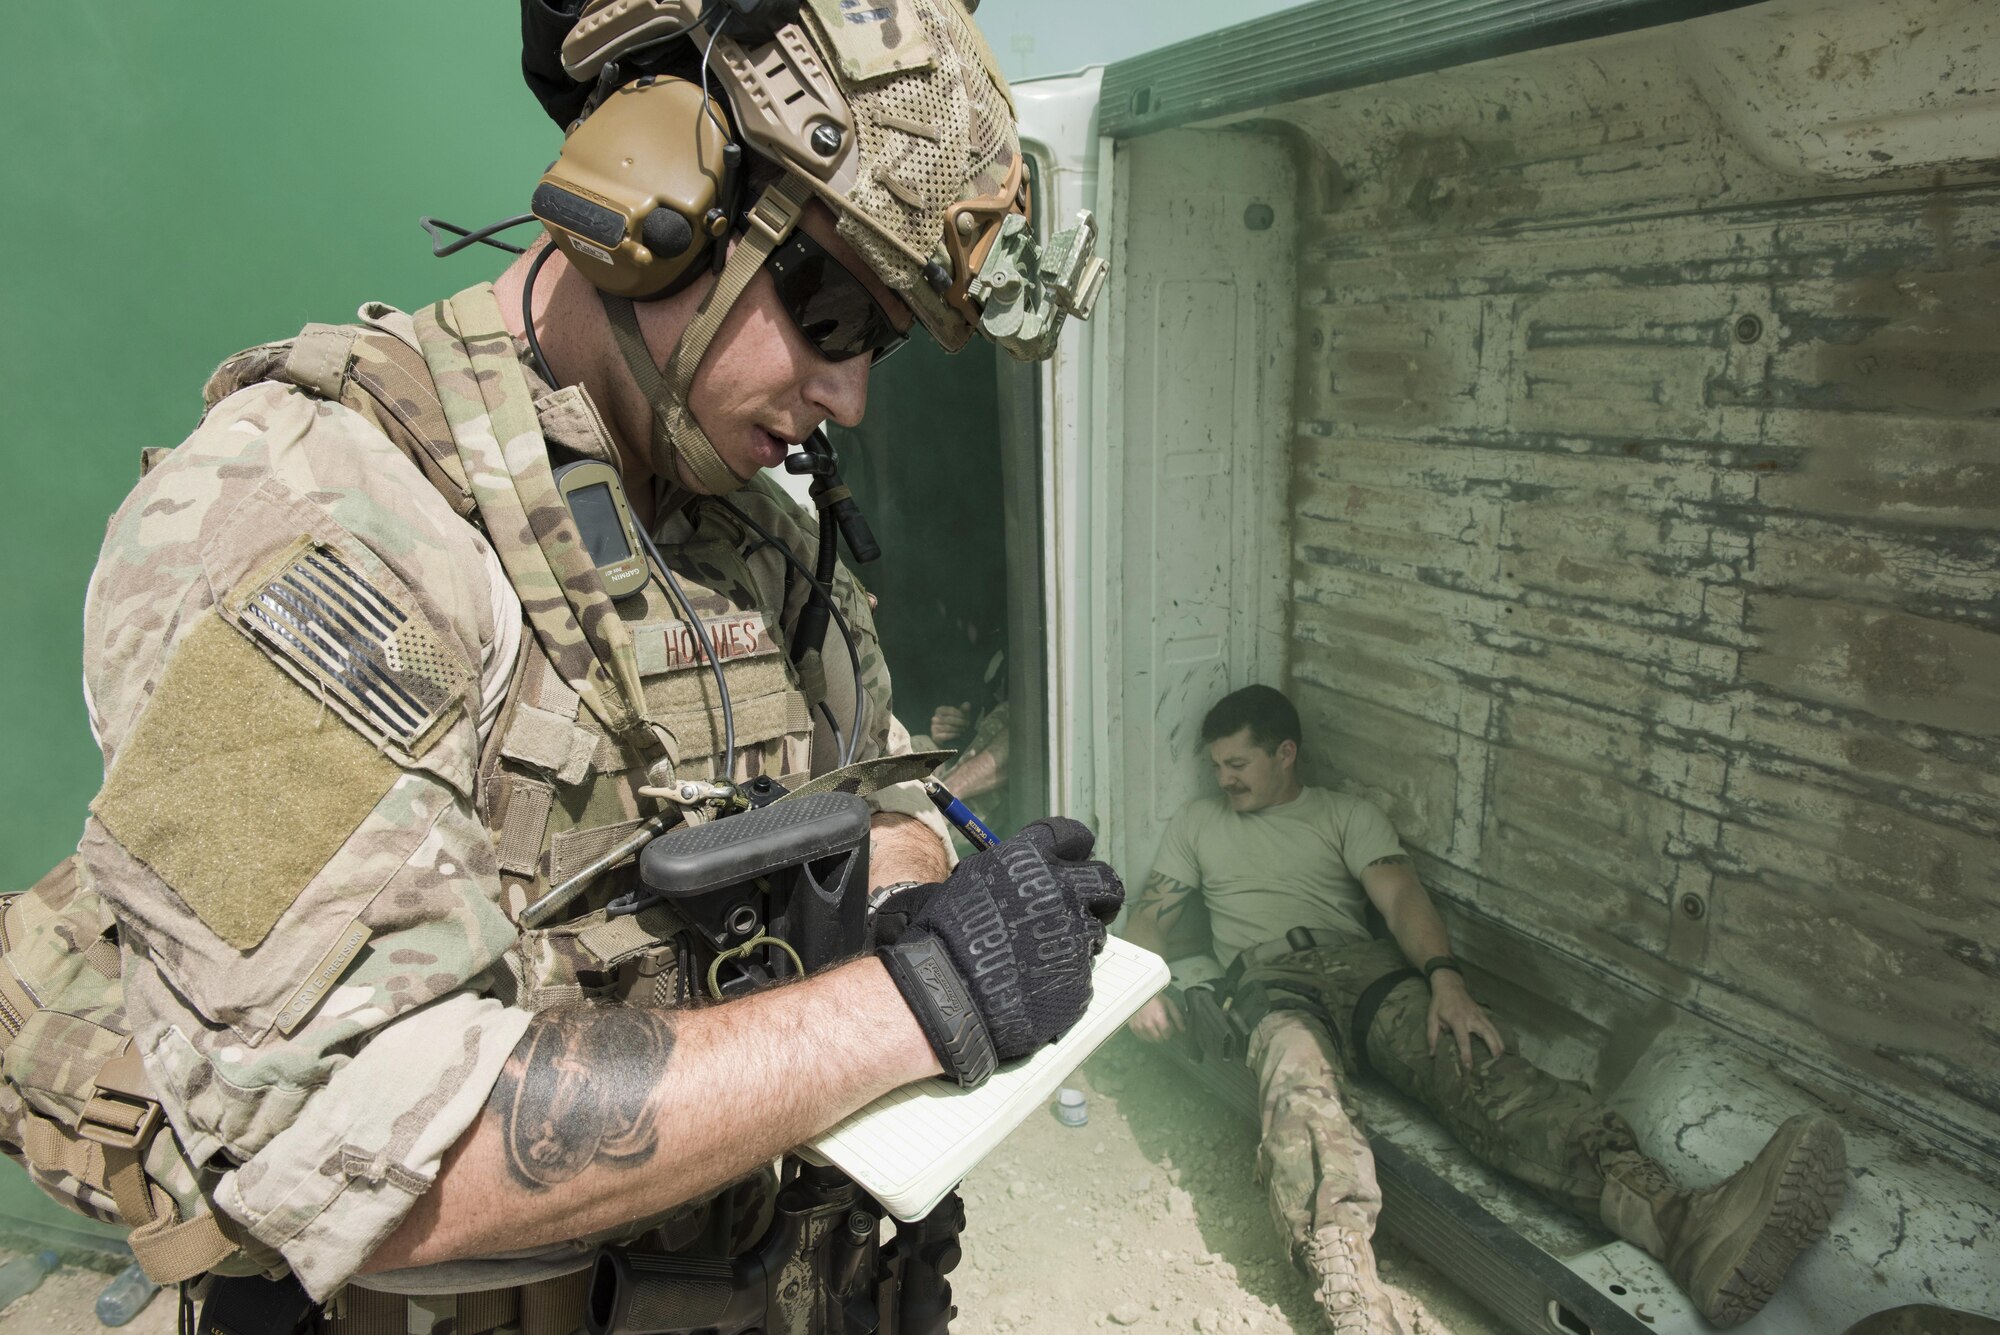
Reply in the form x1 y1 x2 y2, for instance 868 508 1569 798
1367 854 1411 868
492 1007 678 1192
1130 872 1196 930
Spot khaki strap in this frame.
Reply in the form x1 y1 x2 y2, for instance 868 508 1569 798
323 1285 407 1335
19 1112 235 1284
521 1268 593 1335
494 775 558 879
81 934 121 980
548 818 648 888
414 287 652 743
573 902 683 968
778 750 953 802
457 1287 520 1335
603 177 811 496
500 707 596 785
283 324 360 400
499 650 596 784
603 295 737 496
19 1113 99 1185
126 1204 241 1285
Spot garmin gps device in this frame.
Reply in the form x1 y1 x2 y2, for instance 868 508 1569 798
553 459 649 600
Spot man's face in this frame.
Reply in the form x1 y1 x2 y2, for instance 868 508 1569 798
678 203 913 492
1208 727 1297 814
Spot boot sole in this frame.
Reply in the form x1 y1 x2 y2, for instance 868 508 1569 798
1699 1117 1847 1328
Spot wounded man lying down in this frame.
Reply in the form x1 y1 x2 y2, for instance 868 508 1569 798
1121 684 1846 1334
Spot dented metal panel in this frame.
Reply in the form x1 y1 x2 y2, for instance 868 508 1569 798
1262 0 2000 1176
1099 0 1766 140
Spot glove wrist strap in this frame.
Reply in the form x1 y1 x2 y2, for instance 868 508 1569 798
879 936 998 1089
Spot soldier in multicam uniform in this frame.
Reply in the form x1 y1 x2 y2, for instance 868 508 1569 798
1123 686 1847 1334
36 0 1121 1328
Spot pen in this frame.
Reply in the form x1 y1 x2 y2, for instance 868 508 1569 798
922 776 999 851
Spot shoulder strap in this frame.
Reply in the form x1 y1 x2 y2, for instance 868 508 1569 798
214 295 657 750
412 285 656 749
286 323 479 520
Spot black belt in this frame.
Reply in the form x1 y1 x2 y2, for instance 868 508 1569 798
1348 967 1421 1078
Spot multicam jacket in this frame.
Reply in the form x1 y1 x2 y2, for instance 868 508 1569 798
68 286 937 1299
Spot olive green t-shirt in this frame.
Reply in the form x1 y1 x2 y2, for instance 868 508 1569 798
1150 787 1405 966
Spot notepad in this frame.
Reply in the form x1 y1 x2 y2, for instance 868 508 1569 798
800 935 1170 1220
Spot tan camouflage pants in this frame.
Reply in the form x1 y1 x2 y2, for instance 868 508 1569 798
1245 938 1642 1257
1248 1008 1385 1253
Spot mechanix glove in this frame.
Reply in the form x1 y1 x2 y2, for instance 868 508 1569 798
877 818 1125 1088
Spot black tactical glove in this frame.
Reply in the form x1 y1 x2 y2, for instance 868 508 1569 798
877 818 1124 1088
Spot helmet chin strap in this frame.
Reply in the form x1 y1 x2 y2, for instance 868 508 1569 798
600 176 813 497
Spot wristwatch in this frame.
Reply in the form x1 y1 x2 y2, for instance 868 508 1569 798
870 879 927 910
1421 954 1465 981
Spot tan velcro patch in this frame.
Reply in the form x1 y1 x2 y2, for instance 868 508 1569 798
91 612 401 952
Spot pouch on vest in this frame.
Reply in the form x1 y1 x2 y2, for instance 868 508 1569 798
0 858 248 1284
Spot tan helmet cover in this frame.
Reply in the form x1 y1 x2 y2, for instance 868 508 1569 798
563 0 1097 359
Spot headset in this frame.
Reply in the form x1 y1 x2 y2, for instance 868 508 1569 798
532 71 738 301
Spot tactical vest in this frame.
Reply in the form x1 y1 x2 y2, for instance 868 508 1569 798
0 285 844 1323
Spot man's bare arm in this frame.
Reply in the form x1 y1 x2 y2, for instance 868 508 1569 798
363 957 939 1272
1358 857 1452 968
1358 858 1503 1066
869 811 952 890
1123 871 1200 1042
1121 870 1198 956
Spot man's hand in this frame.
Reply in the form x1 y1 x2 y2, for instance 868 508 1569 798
1426 971 1505 1070
877 818 1124 1085
1127 993 1184 1044
929 703 973 745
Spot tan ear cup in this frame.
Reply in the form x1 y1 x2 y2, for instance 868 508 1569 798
533 77 733 301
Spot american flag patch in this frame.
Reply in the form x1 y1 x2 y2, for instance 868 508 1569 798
240 545 471 753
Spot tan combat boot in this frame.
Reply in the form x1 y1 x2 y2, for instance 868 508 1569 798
1298 1229 1407 1335
1599 1115 1846 1328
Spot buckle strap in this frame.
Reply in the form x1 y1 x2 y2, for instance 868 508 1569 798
127 1204 242 1286
745 180 807 246
77 1043 162 1153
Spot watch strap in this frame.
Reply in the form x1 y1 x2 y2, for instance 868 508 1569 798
879 935 998 1089
1421 954 1465 981
870 879 927 909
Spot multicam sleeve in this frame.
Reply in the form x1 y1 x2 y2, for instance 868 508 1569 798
80 383 533 1298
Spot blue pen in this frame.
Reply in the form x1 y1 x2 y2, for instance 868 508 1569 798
922 777 999 851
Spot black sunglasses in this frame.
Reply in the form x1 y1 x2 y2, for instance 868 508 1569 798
764 229 910 365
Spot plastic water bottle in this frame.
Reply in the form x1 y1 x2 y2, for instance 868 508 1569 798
1054 1086 1089 1127
0 1249 59 1310
95 1260 160 1327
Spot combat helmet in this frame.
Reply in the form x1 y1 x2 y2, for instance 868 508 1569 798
518 0 1106 494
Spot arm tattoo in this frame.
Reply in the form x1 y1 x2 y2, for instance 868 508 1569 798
492 1007 677 1192
1367 854 1412 868
1132 871 1197 931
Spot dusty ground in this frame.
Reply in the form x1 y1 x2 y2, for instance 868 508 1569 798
0 1035 1504 1335
950 1033 1503 1334
0 1263 174 1335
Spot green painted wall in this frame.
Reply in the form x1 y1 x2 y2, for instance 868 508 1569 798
0 5 558 890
